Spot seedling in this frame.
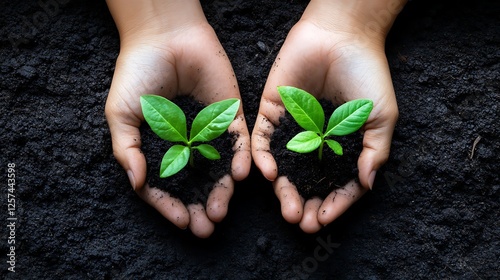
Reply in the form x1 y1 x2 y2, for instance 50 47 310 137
278 86 373 160
140 95 240 178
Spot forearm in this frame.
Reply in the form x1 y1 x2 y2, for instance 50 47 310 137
302 0 407 46
106 0 207 44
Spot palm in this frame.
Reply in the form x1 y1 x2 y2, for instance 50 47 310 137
252 21 398 233
106 23 251 238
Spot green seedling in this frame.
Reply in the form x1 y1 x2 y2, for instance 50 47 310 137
140 95 240 178
278 86 373 161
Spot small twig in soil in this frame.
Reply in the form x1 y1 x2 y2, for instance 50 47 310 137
316 177 326 185
469 135 482 160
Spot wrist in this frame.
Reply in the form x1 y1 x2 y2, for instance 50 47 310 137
302 0 407 48
106 0 207 46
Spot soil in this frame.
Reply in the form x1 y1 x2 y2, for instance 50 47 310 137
1 0 499 279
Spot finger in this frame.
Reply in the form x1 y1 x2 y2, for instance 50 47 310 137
251 113 278 181
299 197 323 234
358 100 399 190
135 184 190 229
251 96 285 181
317 180 367 225
187 203 215 239
105 102 147 190
229 114 251 181
273 176 304 224
206 175 234 223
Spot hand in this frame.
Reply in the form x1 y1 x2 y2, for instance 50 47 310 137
105 0 251 238
251 0 404 233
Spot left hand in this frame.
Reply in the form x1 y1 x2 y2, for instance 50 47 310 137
251 0 403 233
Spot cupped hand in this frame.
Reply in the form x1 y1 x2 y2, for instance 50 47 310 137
251 2 401 233
105 5 251 238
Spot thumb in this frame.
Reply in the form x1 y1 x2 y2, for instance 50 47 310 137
105 104 147 191
357 105 398 190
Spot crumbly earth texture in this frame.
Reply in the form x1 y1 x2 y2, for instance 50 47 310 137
0 0 498 279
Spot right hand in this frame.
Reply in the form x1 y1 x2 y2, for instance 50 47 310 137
105 1 251 238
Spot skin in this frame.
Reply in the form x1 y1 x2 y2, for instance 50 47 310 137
106 0 405 236
105 0 251 238
251 0 406 233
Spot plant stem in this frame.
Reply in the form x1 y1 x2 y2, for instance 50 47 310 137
189 151 194 167
318 140 324 161
188 143 194 167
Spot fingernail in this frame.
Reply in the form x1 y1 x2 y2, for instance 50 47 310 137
368 170 377 190
127 170 136 190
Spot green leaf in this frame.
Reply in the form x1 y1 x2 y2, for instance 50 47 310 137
140 95 188 143
278 86 324 134
195 144 221 160
190 98 240 143
325 139 343 156
286 131 322 153
325 99 373 136
160 145 190 178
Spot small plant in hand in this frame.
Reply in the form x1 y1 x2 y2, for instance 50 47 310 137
278 86 373 160
140 95 240 178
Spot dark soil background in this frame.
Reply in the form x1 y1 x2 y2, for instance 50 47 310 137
1 0 499 279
